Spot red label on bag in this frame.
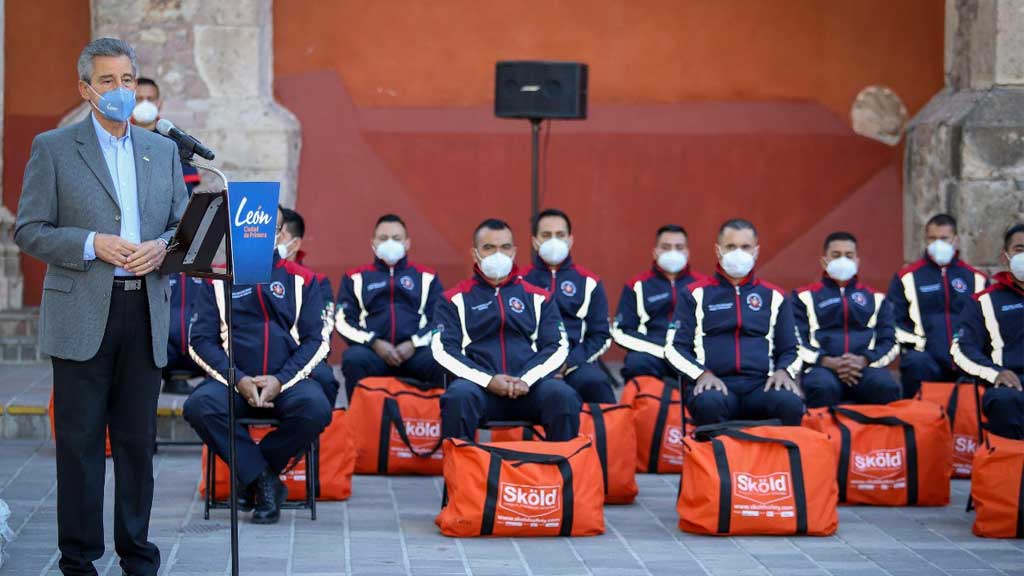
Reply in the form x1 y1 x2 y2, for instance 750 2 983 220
497 483 562 526
953 434 976 475
390 418 442 460
661 425 684 466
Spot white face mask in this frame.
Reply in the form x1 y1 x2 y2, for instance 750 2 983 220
826 256 858 283
478 251 514 281
132 100 159 125
927 239 955 266
656 250 688 275
276 238 296 260
538 238 569 267
720 248 755 279
1009 253 1024 282
374 239 406 266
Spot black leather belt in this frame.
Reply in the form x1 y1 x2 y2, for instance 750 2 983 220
113 278 144 291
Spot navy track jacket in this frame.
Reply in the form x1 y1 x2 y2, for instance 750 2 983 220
335 257 442 349
611 263 707 359
189 256 334 393
886 253 987 366
666 269 802 381
952 271 1024 383
430 266 568 387
791 275 899 368
524 254 611 372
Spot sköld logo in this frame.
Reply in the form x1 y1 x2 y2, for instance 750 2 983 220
498 483 562 518
391 418 441 453
852 448 905 478
954 434 977 455
733 472 792 505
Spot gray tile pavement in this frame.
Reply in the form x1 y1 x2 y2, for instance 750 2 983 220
1 439 1021 576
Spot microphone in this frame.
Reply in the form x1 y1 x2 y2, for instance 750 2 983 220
156 119 215 161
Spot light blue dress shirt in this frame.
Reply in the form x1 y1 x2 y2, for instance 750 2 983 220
83 112 141 276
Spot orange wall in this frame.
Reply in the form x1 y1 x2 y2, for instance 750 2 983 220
274 0 944 118
4 0 91 306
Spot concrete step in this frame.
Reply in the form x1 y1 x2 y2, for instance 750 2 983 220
0 307 43 363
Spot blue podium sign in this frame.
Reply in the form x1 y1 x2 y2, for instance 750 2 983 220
227 182 280 285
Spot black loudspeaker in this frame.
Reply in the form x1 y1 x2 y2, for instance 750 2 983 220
494 61 588 120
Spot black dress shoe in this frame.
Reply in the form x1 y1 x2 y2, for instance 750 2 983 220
251 469 287 524
161 378 193 395
235 480 255 512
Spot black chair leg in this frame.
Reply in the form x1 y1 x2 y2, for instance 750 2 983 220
204 447 213 520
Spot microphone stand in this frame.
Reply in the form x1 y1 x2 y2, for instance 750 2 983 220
186 158 241 576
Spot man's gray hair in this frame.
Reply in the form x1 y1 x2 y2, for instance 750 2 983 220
77 38 138 82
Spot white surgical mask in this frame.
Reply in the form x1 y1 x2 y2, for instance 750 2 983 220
131 100 159 125
276 239 295 260
1010 253 1024 282
538 238 569 267
720 248 755 279
478 251 514 281
927 239 955 266
826 257 858 283
657 250 688 275
374 239 406 266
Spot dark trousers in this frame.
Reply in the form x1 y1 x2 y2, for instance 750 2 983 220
899 350 959 399
802 366 902 408
51 284 161 576
621 350 675 382
687 375 805 426
564 362 615 403
982 384 1024 440
341 344 443 402
441 378 582 440
183 378 332 486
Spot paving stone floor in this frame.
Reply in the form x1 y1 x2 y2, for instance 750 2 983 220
1 439 1022 576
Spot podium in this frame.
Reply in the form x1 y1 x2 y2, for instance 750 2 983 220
161 162 278 576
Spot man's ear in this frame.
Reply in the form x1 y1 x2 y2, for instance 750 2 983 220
532 237 541 252
293 237 303 253
565 235 574 251
820 256 829 271
403 237 411 252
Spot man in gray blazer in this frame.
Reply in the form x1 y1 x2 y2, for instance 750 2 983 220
15 38 187 576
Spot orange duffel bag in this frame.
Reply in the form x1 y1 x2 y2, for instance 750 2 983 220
436 436 605 537
916 381 983 478
202 408 355 501
817 401 953 506
620 376 691 473
677 422 838 536
486 404 639 504
970 432 1024 538
348 377 444 475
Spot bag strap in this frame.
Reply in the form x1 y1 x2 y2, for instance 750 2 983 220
946 384 960 430
974 380 989 449
693 420 782 440
711 438 732 534
587 403 609 495
464 438 593 464
832 407 919 505
480 448 575 536
378 397 444 474
647 379 677 472
1017 458 1024 539
706 429 809 535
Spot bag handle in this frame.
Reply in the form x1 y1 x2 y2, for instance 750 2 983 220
709 430 809 535
481 449 575 537
946 384 960 430
831 407 919 505
587 403 609 495
646 379 678 472
462 437 593 465
693 420 782 441
377 397 444 474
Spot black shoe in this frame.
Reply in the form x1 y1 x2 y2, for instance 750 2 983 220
162 378 193 395
235 480 255 512
251 469 287 524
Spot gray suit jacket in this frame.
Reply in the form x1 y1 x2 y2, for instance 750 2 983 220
15 116 188 366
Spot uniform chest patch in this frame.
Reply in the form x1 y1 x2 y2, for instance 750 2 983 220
366 280 387 291
851 292 868 307
647 292 670 303
400 276 415 291
919 283 942 293
746 293 763 312
508 296 526 314
560 280 576 297
270 281 286 299
951 277 968 294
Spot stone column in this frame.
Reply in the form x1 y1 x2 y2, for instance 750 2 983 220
62 0 301 206
0 0 24 312
904 0 1024 267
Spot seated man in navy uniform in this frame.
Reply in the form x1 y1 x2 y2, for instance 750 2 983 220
612 224 706 381
524 209 613 402
433 218 581 440
792 231 901 407
666 218 804 426
183 209 335 525
952 223 1024 440
336 214 444 401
